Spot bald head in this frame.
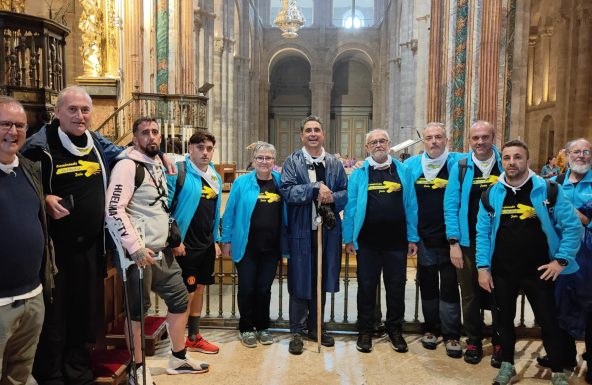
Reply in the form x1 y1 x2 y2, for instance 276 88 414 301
54 86 93 136
469 120 495 160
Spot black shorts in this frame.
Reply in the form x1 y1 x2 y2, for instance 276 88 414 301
176 243 216 291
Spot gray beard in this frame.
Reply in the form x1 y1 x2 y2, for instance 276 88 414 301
569 162 591 175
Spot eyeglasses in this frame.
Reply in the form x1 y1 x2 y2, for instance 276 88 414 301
570 149 591 156
255 156 275 163
0 120 27 133
367 138 389 147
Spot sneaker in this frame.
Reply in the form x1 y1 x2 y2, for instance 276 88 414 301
307 331 335 347
288 333 304 355
356 332 373 353
445 339 463 358
373 322 387 338
387 330 408 353
185 334 219 354
551 372 570 385
166 355 209 375
239 331 257 348
464 343 483 364
256 329 274 345
492 361 517 385
129 366 155 385
421 333 438 350
536 355 577 370
491 344 502 368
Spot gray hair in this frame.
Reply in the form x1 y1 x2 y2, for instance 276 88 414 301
566 138 592 151
365 129 390 143
56 86 92 110
0 95 24 112
252 141 276 158
424 122 447 137
300 114 323 131
470 120 495 136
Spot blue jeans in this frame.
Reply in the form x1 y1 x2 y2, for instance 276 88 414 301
356 246 407 333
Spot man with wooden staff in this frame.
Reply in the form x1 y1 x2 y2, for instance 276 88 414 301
343 129 419 353
280 115 347 355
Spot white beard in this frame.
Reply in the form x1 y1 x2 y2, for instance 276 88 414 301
569 162 591 175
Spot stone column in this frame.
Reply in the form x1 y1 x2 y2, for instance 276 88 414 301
477 0 502 126
427 0 444 123
527 34 537 107
121 0 142 101
309 67 332 148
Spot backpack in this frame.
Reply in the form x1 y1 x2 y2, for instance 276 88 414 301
555 173 566 185
480 179 559 217
132 160 187 213
458 157 469 184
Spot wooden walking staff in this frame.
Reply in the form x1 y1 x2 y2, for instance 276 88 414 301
315 213 323 353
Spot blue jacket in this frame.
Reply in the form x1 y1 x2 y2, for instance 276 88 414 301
475 175 582 274
166 156 222 242
220 170 289 262
444 147 503 246
405 152 467 184
280 150 348 299
343 158 419 249
553 169 592 230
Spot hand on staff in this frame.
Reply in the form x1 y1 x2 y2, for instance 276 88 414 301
407 242 418 257
45 195 70 219
478 269 494 293
171 243 186 257
345 242 356 256
538 260 565 281
215 242 222 259
221 243 231 258
130 247 156 267
161 153 177 175
449 243 463 269
317 183 334 204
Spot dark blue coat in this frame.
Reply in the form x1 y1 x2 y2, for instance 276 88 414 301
280 150 348 299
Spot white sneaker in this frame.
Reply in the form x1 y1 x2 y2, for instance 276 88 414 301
129 366 155 385
166 354 209 375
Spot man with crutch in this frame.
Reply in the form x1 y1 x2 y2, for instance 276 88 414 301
105 117 208 385
280 115 348 355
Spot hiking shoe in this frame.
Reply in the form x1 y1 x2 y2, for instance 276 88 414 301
536 355 577 370
492 362 517 385
356 332 373 353
256 329 274 345
551 372 570 385
373 322 386 338
239 331 257 348
464 343 483 364
387 330 408 353
491 344 502 368
166 355 209 375
308 331 335 347
185 334 219 354
445 339 463 358
421 333 438 350
289 333 304 355
129 366 155 385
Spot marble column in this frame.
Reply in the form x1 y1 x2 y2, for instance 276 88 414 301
156 0 168 93
427 0 445 123
477 0 502 126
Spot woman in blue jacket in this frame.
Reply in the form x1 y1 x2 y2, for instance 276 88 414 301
221 142 287 348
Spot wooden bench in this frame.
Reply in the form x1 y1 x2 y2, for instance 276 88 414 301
105 316 168 356
92 348 130 385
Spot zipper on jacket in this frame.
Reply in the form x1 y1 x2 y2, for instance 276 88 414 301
42 148 54 194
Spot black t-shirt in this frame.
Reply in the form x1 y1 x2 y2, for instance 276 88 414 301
185 177 218 252
246 178 282 255
48 129 105 251
358 164 407 250
492 179 549 278
415 162 449 248
468 163 501 243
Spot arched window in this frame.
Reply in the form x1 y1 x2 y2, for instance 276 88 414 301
333 0 374 28
270 0 313 27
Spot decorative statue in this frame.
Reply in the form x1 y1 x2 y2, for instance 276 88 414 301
79 0 102 76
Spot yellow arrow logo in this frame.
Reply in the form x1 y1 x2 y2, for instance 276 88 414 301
202 185 217 199
259 191 281 203
78 160 100 177
431 178 448 189
501 204 537 220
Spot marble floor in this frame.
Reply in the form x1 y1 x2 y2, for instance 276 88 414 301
145 329 589 385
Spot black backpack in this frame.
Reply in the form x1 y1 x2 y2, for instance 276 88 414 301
480 179 559 217
132 160 187 213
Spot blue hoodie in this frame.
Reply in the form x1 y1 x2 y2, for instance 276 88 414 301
475 174 582 274
444 147 503 247
343 158 419 250
552 169 592 230
220 170 289 262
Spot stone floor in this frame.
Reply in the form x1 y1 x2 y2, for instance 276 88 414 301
145 329 589 385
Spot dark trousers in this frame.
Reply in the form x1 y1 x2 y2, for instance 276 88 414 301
289 230 327 334
33 244 98 385
493 272 563 371
557 312 592 365
356 246 407 333
236 250 280 332
418 242 461 340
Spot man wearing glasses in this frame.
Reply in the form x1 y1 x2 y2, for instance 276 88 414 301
343 129 419 353
280 115 348 355
0 96 51 385
167 131 223 355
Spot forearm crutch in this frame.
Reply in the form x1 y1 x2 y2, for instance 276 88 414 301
315 214 323 353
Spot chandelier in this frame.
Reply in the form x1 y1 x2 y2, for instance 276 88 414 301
274 0 305 39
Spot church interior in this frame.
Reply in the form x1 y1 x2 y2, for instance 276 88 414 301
2 0 592 384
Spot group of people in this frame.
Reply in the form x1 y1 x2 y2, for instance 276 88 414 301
1 86 591 385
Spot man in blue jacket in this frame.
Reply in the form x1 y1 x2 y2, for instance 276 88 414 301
443 120 503 366
406 123 465 358
475 139 580 385
280 115 347 355
343 129 418 354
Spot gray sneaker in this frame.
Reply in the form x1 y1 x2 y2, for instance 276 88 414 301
257 329 274 345
493 362 517 385
239 331 257 348
421 333 438 350
445 339 463 358
551 372 569 385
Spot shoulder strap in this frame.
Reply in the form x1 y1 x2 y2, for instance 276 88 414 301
133 161 145 191
555 173 566 185
480 183 496 215
545 179 559 214
169 161 186 214
458 157 468 184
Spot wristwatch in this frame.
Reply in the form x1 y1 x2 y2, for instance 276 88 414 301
448 238 459 246
554 258 569 267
